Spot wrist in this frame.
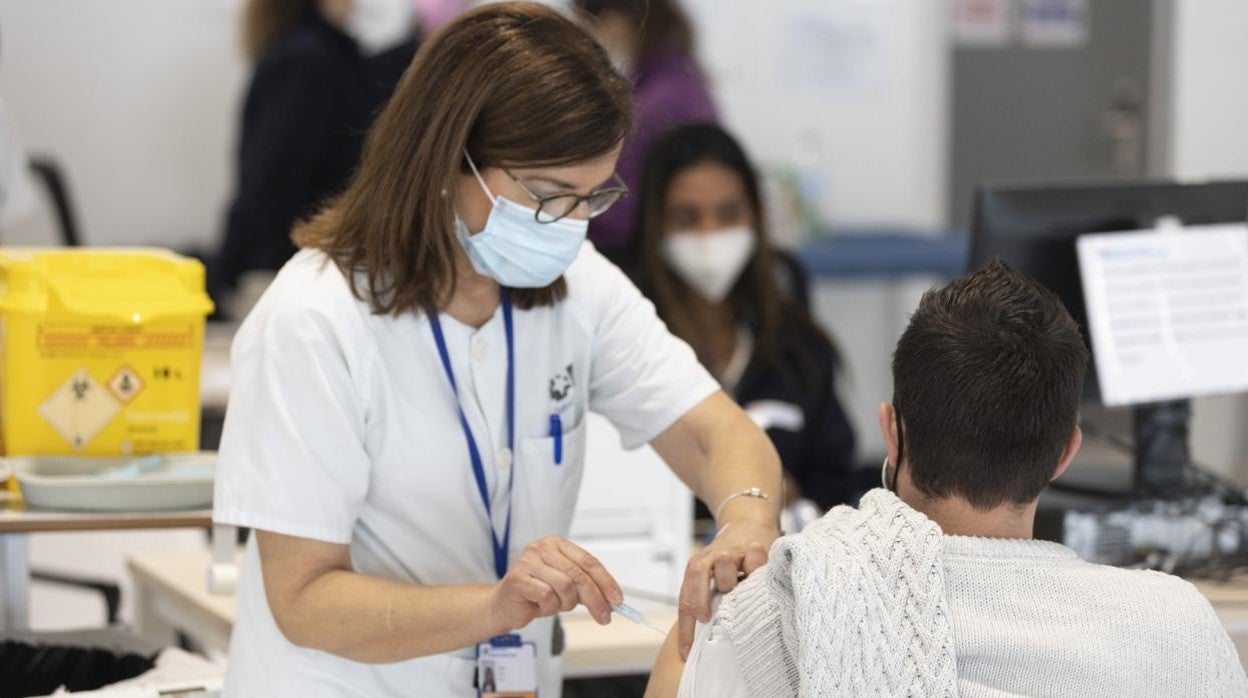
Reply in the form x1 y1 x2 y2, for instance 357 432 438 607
482 584 511 637
715 495 779 529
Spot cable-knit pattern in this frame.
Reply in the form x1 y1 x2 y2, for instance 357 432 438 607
721 489 958 698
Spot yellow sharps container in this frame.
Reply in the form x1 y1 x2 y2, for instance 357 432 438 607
0 249 214 481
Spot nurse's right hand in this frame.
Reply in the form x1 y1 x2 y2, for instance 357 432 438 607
489 536 624 630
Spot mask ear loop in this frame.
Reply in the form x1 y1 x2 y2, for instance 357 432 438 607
462 149 498 205
891 403 904 492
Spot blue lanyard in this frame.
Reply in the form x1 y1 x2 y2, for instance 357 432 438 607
428 291 515 580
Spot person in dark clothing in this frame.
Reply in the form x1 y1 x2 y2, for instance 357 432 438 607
210 0 415 314
633 124 857 514
573 0 718 265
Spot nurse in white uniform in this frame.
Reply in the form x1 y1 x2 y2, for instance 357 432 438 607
213 4 783 696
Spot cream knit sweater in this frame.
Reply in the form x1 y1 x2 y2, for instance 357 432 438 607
718 489 958 697
685 489 1248 698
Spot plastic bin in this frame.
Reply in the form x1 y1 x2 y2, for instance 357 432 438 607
0 248 213 467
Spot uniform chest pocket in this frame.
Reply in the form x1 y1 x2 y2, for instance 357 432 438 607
515 417 588 539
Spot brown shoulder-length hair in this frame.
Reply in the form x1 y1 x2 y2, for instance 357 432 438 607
574 0 695 60
295 2 632 314
241 0 313 61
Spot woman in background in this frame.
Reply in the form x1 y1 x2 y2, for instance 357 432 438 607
634 123 857 516
210 0 415 315
573 0 717 265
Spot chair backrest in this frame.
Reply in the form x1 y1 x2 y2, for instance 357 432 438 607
26 156 81 246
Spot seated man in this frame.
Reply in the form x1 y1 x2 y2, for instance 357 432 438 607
647 260 1248 697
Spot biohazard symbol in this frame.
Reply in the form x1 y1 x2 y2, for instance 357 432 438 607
108 365 145 404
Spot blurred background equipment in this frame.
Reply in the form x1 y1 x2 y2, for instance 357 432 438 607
969 178 1248 576
970 180 1248 499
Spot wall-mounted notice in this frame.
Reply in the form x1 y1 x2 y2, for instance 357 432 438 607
784 10 887 93
951 0 1012 48
1020 0 1088 48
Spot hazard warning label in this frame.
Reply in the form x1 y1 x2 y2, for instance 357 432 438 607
107 365 144 403
37 369 122 450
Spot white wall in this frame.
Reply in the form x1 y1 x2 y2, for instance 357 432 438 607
0 0 246 249
1170 0 1248 181
685 0 949 233
1168 0 1248 479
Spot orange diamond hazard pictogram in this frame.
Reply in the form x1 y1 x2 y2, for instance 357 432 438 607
108 365 144 403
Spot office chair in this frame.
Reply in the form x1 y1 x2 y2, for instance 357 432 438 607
26 155 82 246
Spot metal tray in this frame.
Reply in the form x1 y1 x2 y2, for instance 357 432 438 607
9 453 215 512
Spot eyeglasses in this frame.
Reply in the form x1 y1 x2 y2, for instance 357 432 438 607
503 169 629 224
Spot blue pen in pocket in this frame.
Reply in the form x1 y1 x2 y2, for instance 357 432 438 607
549 414 563 465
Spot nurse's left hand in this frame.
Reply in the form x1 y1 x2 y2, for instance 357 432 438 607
677 518 779 659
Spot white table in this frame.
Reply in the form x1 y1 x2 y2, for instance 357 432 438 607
127 549 676 678
0 490 211 632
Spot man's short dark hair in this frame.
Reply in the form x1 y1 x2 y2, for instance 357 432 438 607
893 259 1090 509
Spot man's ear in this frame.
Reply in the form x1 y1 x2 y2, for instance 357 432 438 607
1051 426 1083 482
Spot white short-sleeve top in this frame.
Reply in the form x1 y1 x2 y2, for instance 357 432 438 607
213 243 718 697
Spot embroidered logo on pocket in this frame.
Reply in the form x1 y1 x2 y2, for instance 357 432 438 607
548 363 576 412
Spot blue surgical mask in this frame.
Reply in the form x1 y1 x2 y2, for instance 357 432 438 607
456 152 589 288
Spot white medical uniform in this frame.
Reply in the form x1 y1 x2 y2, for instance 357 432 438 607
213 243 718 697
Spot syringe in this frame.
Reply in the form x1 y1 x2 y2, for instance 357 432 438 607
611 602 668 635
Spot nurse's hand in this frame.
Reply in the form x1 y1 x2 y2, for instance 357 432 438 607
677 517 778 659
488 536 624 632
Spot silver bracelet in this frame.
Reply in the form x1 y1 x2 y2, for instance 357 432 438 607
714 487 772 522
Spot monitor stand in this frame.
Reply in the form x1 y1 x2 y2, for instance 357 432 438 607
1133 399 1191 497
1038 398 1196 538
1043 399 1195 500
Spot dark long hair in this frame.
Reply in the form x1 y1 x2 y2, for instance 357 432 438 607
295 2 633 314
242 0 315 60
634 123 839 376
573 0 695 60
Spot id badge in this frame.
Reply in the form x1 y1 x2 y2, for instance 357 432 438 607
476 634 538 698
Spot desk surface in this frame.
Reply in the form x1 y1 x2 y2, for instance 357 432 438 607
1191 573 1248 606
0 492 211 534
128 549 677 679
129 550 236 629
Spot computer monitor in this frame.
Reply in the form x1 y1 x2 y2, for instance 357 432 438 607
969 179 1248 497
